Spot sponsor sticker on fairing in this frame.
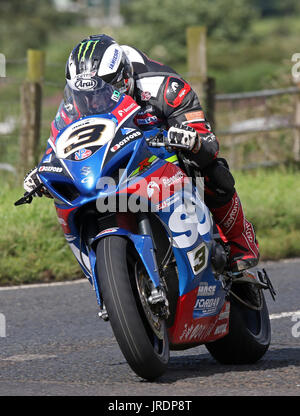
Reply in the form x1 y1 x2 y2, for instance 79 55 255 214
118 102 137 117
162 171 184 188
75 148 92 160
96 228 119 237
110 130 142 152
147 181 160 198
214 323 228 335
112 96 140 124
194 297 221 312
155 193 180 211
43 154 52 163
197 283 217 296
39 166 63 173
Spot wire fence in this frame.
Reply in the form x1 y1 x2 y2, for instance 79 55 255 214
214 86 300 170
0 57 64 179
0 60 24 176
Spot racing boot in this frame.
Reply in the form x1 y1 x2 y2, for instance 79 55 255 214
210 191 260 272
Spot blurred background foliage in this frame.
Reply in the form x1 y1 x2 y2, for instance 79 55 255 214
119 0 257 66
0 0 300 92
0 0 76 57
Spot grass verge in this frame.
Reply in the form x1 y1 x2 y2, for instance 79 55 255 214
234 166 300 260
0 184 82 286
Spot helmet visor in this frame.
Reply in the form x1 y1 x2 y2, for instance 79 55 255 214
65 77 121 117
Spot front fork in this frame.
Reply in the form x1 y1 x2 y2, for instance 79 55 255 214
88 211 169 320
136 213 169 318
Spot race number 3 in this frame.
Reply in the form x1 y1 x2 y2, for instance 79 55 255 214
187 242 208 276
56 118 116 159
65 124 105 155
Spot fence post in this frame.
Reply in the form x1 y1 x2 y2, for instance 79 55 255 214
204 76 216 131
19 49 45 176
186 26 207 104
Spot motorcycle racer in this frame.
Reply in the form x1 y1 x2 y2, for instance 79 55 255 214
24 34 259 273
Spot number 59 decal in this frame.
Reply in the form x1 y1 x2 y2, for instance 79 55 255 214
168 201 212 249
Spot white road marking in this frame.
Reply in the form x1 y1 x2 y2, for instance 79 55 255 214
0 282 299 321
0 279 87 291
270 311 300 320
1 354 57 362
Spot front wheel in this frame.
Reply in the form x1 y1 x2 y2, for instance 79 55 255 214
205 290 271 364
96 236 169 380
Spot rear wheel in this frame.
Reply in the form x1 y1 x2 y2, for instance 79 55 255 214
96 236 169 380
205 288 271 364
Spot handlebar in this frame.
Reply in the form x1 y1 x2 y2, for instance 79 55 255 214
15 131 189 207
14 183 44 206
146 131 190 150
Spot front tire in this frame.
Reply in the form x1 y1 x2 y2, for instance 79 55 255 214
205 291 271 364
96 236 169 380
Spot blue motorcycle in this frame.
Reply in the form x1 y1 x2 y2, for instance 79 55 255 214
15 81 275 380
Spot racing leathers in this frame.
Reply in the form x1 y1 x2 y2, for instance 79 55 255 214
122 45 259 272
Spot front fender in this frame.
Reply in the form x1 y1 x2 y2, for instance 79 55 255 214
90 227 161 304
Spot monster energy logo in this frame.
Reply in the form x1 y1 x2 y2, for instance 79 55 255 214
77 40 99 61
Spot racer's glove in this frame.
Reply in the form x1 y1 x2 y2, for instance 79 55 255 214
167 124 201 153
23 167 52 198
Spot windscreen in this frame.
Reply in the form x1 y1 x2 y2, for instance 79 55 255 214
64 78 120 117
53 78 122 132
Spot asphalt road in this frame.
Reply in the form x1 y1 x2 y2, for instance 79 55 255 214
0 259 299 397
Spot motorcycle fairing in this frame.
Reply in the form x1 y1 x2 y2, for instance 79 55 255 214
168 295 230 345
